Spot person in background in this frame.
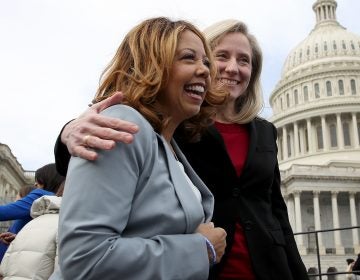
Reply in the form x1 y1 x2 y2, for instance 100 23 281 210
352 254 360 278
0 185 36 261
50 17 227 280
346 258 355 280
54 19 309 279
0 163 64 262
0 182 64 279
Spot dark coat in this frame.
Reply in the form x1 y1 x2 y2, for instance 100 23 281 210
175 118 309 280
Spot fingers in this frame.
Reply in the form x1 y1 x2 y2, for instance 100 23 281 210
89 117 139 138
71 146 99 161
197 224 227 264
91 91 124 113
60 92 139 160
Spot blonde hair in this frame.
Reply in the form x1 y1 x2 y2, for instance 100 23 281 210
94 17 226 140
203 19 264 123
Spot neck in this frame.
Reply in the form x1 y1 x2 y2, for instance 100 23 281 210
162 124 177 146
215 100 236 123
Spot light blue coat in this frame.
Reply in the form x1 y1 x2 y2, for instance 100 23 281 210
50 105 214 280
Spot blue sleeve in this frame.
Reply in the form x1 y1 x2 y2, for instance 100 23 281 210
8 219 31 233
0 189 54 221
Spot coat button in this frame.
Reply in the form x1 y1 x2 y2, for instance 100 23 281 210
232 187 240 197
244 221 253 230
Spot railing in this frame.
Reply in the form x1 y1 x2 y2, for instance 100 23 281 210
294 226 360 279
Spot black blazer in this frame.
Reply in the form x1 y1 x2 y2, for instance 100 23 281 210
175 118 309 280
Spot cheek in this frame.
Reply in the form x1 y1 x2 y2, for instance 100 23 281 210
245 67 252 81
215 61 226 72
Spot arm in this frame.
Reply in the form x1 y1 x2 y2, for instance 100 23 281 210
59 105 211 280
0 190 45 221
54 92 139 175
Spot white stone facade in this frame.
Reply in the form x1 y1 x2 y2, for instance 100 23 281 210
270 0 360 276
0 143 34 230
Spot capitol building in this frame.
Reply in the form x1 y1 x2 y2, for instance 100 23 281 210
270 0 360 276
0 0 359 277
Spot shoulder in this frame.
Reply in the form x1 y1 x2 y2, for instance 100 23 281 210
253 117 277 137
101 104 153 131
31 196 62 218
101 105 157 153
253 117 275 129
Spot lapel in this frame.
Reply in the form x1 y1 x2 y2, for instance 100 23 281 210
157 135 213 233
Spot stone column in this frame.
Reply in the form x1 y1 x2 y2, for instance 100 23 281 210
299 126 305 156
293 191 306 254
283 126 288 160
349 192 360 252
307 118 313 153
294 122 299 157
286 194 296 231
321 115 329 151
331 191 345 254
313 191 325 254
336 113 344 149
352 113 359 148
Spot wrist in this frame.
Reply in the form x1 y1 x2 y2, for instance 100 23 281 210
204 237 217 266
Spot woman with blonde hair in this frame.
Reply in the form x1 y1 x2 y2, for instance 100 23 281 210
50 17 227 280
54 19 308 279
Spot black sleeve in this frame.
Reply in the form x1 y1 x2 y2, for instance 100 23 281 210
54 121 73 176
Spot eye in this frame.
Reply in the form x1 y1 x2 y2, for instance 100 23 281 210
238 56 250 65
181 53 196 60
203 58 211 68
215 52 227 60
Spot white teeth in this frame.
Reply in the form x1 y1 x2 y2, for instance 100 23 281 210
185 85 205 93
220 78 239 85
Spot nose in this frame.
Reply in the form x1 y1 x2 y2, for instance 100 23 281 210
225 57 239 74
196 61 210 78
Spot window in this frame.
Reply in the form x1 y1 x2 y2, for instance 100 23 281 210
304 86 309 102
338 80 344 95
315 44 318 53
342 40 346 50
315 83 320 98
280 97 283 110
343 123 351 146
287 134 291 157
326 81 332 96
351 79 357 95
316 126 324 149
294 90 299 105
286 93 290 107
324 42 328 51
330 124 337 147
351 41 355 50
305 128 309 152
333 41 337 50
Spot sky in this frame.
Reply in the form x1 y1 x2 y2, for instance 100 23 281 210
1 0 359 171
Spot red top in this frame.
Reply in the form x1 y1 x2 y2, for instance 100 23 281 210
214 122 256 280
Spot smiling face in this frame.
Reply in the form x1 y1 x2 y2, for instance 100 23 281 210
158 30 211 126
213 32 252 103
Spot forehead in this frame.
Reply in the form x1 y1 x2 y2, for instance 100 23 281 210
214 32 252 56
177 30 206 54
